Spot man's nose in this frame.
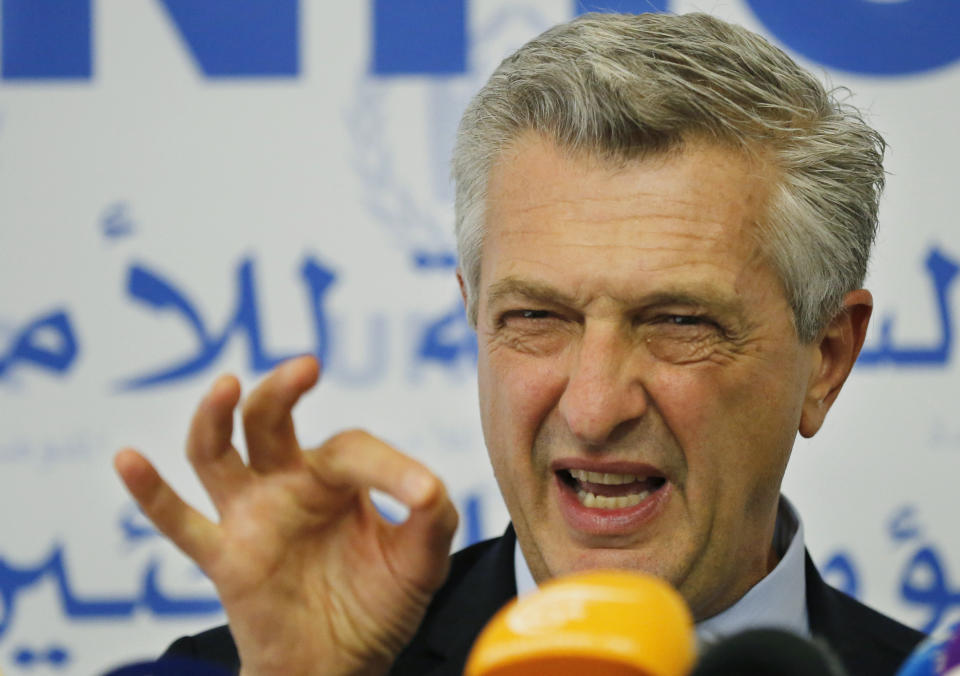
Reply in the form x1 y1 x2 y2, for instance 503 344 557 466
557 325 648 446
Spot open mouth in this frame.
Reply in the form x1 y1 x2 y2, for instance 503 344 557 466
558 469 667 510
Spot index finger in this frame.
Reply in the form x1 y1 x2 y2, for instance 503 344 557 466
309 429 444 510
308 430 459 592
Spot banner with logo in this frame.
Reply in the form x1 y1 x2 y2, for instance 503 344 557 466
1 1 958 673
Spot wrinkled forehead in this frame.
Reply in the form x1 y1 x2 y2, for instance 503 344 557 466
477 133 789 313
486 132 775 250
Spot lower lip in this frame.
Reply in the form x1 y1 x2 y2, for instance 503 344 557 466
555 473 671 537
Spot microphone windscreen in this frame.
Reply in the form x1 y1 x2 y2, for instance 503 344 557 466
464 569 696 676
690 628 848 676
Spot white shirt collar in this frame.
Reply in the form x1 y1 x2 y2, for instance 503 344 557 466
514 532 538 599
512 495 809 642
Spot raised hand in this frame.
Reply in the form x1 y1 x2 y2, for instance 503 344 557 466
114 356 458 676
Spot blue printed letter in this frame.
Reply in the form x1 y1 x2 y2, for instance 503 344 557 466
372 0 466 75
2 0 91 79
2 0 297 80
745 0 960 75
156 0 298 77
575 1 670 15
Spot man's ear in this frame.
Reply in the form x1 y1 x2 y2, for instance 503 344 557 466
798 289 873 438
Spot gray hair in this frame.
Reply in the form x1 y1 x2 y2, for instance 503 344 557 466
452 12 885 342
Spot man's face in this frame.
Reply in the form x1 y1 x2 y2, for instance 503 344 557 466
474 134 820 620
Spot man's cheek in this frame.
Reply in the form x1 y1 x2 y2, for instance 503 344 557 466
491 356 563 427
652 361 772 437
647 369 716 434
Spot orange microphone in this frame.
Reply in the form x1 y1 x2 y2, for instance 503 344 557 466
464 570 697 676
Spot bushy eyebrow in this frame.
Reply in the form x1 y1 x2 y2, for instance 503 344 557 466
632 290 745 318
485 277 578 308
484 276 746 319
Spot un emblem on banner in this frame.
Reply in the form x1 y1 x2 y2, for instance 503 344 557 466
350 3 553 271
345 4 557 370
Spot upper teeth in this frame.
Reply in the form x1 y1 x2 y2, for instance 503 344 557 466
569 469 640 485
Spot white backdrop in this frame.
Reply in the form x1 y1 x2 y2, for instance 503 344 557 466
1 1 958 673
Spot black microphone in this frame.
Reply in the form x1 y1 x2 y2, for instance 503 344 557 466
691 628 849 676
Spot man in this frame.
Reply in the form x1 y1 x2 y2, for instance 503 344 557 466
115 12 924 676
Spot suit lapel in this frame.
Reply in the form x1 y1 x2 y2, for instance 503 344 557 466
806 550 866 668
805 549 923 676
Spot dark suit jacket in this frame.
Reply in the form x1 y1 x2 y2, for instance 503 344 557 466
164 526 924 676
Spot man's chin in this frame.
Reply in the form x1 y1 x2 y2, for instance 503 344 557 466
539 541 679 585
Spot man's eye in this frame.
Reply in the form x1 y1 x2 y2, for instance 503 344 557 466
500 309 553 323
519 309 551 320
644 314 729 364
663 314 705 326
498 309 559 330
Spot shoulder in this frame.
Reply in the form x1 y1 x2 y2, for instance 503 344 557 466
434 531 514 600
805 552 924 676
821 585 923 669
830 586 924 646
162 625 239 674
